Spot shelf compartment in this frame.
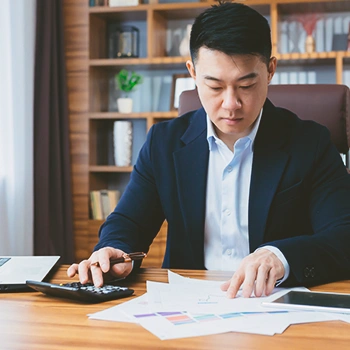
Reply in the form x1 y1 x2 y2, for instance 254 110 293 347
89 6 148 20
89 171 132 193
277 1 350 55
89 111 178 118
90 66 188 113
90 10 147 59
277 1 350 15
89 118 147 167
274 64 337 84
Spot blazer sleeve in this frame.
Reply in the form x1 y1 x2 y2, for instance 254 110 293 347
94 125 165 262
267 126 350 286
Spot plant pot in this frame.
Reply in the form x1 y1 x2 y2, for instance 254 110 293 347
117 97 133 114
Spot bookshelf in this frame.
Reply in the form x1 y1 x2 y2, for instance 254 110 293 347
63 0 350 265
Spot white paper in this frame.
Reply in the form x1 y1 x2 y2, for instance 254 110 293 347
88 270 349 340
89 293 148 323
167 269 225 287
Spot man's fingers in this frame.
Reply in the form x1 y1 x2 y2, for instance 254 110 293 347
254 265 270 297
223 249 286 299
66 263 79 278
90 264 105 287
92 247 121 273
226 273 244 298
265 268 278 296
66 247 135 288
78 260 93 284
220 280 231 292
241 266 257 298
110 262 132 279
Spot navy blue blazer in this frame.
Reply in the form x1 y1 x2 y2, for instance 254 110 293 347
96 98 350 286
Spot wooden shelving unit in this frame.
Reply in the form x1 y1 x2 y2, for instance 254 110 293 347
63 0 350 265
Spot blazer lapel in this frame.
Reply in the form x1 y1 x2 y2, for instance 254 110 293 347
249 100 290 252
173 108 209 266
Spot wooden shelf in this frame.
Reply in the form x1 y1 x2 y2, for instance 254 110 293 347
90 52 350 66
276 51 338 60
88 2 215 14
89 111 178 119
89 165 133 172
89 56 190 67
89 4 150 13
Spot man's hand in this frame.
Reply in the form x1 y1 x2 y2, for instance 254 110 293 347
221 249 285 298
67 247 133 287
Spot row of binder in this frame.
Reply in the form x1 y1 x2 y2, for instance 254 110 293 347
90 189 121 220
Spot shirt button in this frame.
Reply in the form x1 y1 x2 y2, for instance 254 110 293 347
226 249 232 255
304 267 310 278
225 210 231 216
227 166 233 172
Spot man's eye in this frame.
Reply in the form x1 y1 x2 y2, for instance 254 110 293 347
240 84 255 89
209 86 222 91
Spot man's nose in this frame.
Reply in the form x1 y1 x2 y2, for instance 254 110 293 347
222 91 242 110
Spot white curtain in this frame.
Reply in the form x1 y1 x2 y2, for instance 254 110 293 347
0 0 36 255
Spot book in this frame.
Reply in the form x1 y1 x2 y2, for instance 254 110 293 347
100 190 111 220
108 190 121 213
90 191 103 220
113 121 133 167
90 190 121 220
90 0 105 6
100 189 121 219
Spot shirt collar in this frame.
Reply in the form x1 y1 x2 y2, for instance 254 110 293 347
206 108 263 151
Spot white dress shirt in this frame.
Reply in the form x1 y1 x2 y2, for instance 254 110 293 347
204 109 289 283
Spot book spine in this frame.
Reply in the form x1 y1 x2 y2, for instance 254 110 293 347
108 190 121 212
100 190 111 220
90 191 103 220
90 191 96 219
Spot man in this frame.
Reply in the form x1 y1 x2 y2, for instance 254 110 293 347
68 2 350 298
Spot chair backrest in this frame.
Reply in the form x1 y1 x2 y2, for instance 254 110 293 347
178 84 350 155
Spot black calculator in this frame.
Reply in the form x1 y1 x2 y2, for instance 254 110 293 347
26 280 134 303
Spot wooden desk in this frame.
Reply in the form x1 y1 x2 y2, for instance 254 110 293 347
1 267 349 350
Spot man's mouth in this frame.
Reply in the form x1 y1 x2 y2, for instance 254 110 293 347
223 117 242 122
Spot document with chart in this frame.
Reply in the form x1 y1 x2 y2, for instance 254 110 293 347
88 271 344 340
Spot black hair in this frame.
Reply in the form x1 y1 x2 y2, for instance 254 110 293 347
190 1 272 67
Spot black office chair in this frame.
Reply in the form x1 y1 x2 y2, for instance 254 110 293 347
178 84 350 168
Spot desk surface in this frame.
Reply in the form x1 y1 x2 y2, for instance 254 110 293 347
1 266 349 350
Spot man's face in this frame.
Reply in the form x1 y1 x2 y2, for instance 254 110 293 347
187 48 276 147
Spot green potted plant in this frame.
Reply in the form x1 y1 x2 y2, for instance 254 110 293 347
114 69 143 113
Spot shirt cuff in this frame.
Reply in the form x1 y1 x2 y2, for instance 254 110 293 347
256 245 290 286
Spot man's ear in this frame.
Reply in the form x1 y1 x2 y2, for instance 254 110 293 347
186 60 196 81
267 57 277 84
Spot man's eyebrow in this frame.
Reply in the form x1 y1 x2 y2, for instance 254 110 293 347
203 72 258 82
236 72 258 81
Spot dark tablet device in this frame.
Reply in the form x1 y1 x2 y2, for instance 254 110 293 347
262 290 350 314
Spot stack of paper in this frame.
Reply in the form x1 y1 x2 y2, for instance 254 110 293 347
88 271 349 340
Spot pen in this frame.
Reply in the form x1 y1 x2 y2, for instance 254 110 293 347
90 252 147 267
